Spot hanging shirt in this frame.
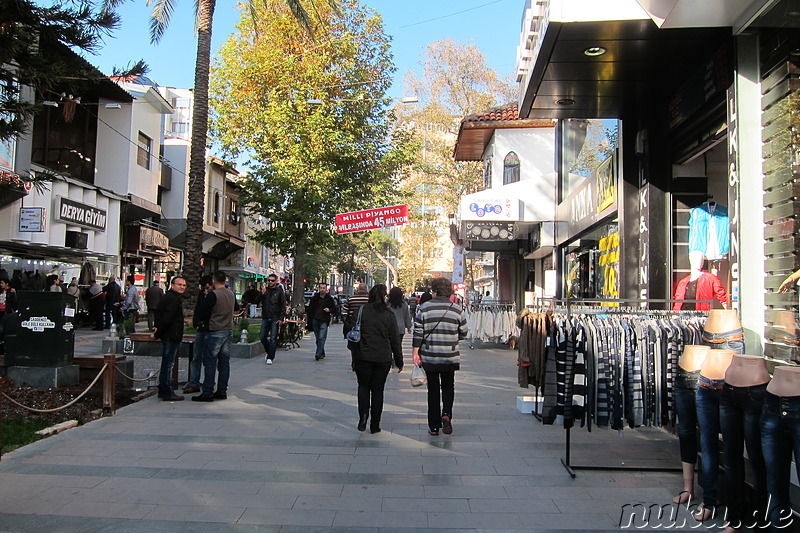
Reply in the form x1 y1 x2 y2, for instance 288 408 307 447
688 202 729 260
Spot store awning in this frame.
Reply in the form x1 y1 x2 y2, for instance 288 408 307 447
518 6 731 119
122 194 162 223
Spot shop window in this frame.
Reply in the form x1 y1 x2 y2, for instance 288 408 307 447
503 152 520 184
560 119 619 201
564 222 619 301
483 158 492 189
229 199 240 225
213 192 220 224
137 132 152 170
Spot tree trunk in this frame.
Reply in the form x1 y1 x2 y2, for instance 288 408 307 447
182 0 216 319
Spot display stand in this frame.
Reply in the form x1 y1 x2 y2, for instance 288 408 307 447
546 296 710 478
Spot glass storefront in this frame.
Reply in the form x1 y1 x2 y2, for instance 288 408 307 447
561 118 619 202
563 221 619 301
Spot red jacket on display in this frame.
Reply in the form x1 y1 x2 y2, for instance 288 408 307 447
672 271 728 311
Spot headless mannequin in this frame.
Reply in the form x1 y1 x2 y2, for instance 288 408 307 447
704 309 741 334
674 345 710 504
673 251 728 311
679 345 709 372
725 355 770 387
768 366 800 397
699 349 735 380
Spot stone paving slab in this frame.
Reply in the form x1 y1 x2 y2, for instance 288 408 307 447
0 324 721 532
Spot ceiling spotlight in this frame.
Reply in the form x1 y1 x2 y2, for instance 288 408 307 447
584 46 606 57
556 98 576 106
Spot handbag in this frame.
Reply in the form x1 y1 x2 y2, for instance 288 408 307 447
345 306 364 343
410 365 427 387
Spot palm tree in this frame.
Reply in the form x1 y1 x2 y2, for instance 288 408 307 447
109 0 338 302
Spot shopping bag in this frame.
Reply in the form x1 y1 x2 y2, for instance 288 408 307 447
410 365 427 387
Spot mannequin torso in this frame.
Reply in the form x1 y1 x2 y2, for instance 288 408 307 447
699 349 735 380
679 345 710 371
704 309 741 333
767 366 800 397
724 354 770 387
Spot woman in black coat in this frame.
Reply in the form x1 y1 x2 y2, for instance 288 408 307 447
354 284 404 434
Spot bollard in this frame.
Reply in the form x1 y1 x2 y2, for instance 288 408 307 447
103 354 116 415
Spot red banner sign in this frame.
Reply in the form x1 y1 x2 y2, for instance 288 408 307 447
335 204 410 234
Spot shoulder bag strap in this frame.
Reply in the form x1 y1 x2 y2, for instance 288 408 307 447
421 303 454 347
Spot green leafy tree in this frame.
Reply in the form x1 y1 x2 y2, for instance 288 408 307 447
211 0 414 308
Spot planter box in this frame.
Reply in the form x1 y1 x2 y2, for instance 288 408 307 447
230 341 264 359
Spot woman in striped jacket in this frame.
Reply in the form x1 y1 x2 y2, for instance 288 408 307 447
412 277 468 436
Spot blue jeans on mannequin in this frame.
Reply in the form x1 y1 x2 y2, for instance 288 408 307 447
696 377 724 513
761 392 800 531
675 368 700 464
719 383 768 528
426 370 455 431
701 328 744 354
201 330 231 397
260 317 280 361
311 319 328 358
157 340 180 398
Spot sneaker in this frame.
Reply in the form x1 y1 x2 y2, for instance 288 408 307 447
266 359 273 365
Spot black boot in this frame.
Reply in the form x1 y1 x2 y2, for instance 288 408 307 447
357 413 368 432
370 416 381 434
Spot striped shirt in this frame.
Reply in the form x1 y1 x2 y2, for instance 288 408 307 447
342 295 369 323
412 296 467 371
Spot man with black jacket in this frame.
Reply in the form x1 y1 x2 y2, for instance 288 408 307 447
306 282 337 361
259 274 286 365
152 276 187 401
103 275 121 329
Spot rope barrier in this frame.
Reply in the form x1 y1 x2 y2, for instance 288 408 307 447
0 364 108 413
115 366 159 383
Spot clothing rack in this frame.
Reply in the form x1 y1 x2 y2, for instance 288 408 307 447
545 297 708 478
466 301 516 349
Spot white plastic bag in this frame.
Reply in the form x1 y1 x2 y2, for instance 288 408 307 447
410 365 427 387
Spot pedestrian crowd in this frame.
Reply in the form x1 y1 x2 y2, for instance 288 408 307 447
141 271 468 436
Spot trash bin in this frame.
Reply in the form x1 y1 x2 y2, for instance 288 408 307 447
5 291 77 367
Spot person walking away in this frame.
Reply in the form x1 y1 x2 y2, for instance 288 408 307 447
419 289 432 306
306 282 336 361
0 277 17 319
117 275 140 334
152 276 187 401
183 275 213 394
409 292 419 317
193 270 234 402
412 277 468 436
354 284 403 434
388 287 412 344
88 278 105 330
103 275 121 329
145 280 164 331
259 274 286 365
343 283 370 370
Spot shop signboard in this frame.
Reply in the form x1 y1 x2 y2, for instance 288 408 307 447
55 196 107 231
335 204 409 234
139 226 169 255
459 194 520 221
19 207 45 232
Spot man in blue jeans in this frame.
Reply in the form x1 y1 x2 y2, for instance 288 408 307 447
306 282 336 361
192 271 235 402
259 274 286 365
183 275 213 394
152 276 187 401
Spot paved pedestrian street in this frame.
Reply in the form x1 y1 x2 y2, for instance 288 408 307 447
0 326 731 532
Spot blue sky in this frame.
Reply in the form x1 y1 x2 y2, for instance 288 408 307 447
91 0 524 98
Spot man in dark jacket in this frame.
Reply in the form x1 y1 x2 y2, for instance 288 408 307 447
306 282 337 361
182 274 213 394
153 276 187 401
103 275 121 329
259 274 285 365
